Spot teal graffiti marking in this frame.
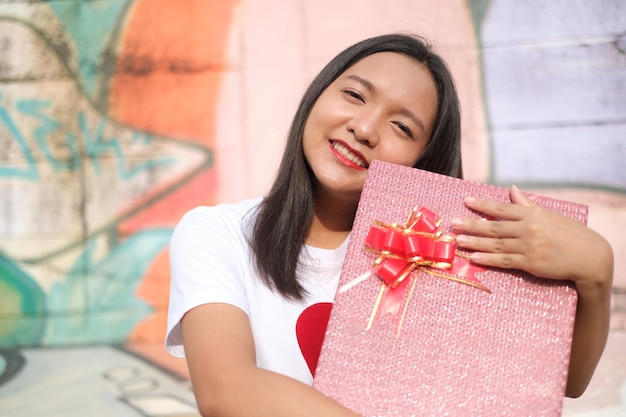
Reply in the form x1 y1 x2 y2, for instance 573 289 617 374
46 228 172 345
16 99 78 171
0 95 175 181
48 0 132 96
0 94 39 180
0 254 46 347
78 112 175 180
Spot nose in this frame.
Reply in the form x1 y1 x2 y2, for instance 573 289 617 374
346 111 380 147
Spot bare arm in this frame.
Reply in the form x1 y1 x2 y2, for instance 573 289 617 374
452 186 613 398
182 303 361 417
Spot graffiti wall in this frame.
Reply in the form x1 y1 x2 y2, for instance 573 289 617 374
0 0 624 416
0 0 236 348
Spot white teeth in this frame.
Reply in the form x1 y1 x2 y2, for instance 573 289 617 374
332 142 366 167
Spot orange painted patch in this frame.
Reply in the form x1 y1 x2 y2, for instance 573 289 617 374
110 72 221 140
109 0 236 229
109 0 238 345
109 0 238 141
130 245 170 344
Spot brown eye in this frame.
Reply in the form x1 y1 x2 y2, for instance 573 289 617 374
393 121 414 139
343 90 364 102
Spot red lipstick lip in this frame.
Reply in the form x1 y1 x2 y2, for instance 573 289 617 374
329 140 369 170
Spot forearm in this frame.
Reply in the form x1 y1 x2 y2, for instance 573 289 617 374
193 365 360 417
181 303 359 417
566 241 613 397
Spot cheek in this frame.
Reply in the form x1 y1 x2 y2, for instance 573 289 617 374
379 141 427 167
302 110 324 145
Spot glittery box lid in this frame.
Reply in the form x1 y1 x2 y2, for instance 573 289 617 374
313 160 587 417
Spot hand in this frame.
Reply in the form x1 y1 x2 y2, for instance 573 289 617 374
451 185 613 289
451 185 613 397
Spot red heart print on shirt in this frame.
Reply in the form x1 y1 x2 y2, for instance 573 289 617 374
296 302 333 377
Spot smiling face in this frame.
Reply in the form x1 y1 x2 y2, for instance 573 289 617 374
302 51 438 203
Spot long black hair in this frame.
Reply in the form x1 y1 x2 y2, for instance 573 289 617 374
249 33 463 299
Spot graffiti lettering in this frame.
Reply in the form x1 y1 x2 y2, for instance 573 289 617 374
17 99 77 171
0 94 173 181
0 94 38 180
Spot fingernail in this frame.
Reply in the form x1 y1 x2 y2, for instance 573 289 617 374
450 218 463 227
456 235 468 244
464 196 476 204
470 252 482 262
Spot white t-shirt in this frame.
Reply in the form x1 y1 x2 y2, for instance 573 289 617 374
165 198 349 384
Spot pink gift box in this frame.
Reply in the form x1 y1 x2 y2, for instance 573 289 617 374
313 160 587 417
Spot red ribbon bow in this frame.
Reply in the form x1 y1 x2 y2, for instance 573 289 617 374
339 206 490 335
364 206 458 288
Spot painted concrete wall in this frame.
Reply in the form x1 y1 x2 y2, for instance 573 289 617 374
0 0 624 415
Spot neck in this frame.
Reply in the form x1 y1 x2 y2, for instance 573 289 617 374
306 190 359 249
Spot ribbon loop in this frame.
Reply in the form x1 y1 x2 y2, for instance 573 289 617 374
403 234 423 258
383 228 406 257
376 257 414 287
406 206 440 233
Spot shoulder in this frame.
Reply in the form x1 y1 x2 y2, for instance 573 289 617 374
174 197 262 236
180 197 262 223
169 197 263 261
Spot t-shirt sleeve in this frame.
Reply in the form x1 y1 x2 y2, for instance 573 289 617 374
165 206 250 357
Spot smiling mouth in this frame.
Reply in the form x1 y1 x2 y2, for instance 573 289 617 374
330 140 368 168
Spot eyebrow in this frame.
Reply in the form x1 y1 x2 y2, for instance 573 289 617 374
344 74 427 133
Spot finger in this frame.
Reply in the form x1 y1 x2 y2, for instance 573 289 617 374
468 251 526 270
463 196 526 221
451 218 520 238
456 234 524 254
510 185 537 207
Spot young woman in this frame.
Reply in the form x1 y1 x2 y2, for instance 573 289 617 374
166 34 613 416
